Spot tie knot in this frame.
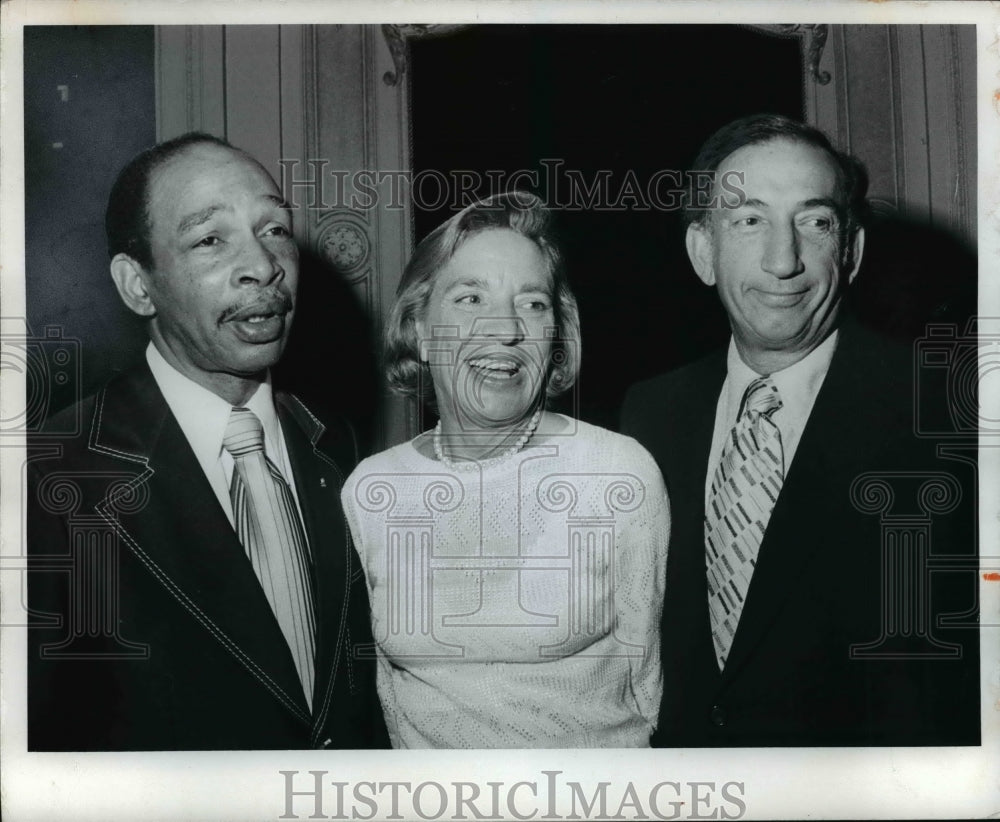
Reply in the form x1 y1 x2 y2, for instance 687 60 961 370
739 377 782 421
223 407 264 457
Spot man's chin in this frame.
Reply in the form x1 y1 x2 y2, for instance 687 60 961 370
224 338 289 375
748 326 835 360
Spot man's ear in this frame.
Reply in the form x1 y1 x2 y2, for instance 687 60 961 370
845 226 865 284
685 222 716 287
109 253 157 317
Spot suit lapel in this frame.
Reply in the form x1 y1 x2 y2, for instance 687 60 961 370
277 393 355 741
665 355 725 545
661 353 728 685
90 365 312 725
721 325 871 680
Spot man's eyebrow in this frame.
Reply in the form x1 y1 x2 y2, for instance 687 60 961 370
176 205 225 235
264 193 292 212
175 195 290 235
800 197 840 211
734 197 840 211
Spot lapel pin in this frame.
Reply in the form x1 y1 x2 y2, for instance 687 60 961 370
320 477 327 488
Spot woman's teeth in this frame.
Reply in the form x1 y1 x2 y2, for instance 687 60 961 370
469 358 519 377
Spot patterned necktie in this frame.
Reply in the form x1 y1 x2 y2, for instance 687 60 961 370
705 376 784 670
223 406 316 707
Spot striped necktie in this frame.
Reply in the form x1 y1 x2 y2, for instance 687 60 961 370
223 406 316 707
705 376 784 670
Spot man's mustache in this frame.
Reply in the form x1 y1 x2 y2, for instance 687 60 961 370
219 290 294 323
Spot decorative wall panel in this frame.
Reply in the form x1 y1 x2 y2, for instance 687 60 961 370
156 24 414 450
806 25 976 245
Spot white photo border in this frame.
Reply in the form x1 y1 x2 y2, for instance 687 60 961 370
2 1 997 820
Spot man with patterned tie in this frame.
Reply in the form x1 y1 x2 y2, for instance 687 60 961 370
27 133 387 749
621 114 979 746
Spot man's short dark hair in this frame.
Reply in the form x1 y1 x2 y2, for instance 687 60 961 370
684 114 869 232
105 132 236 270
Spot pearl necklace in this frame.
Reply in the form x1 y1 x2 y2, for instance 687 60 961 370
433 410 542 471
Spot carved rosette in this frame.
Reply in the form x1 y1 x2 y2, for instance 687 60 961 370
316 214 371 280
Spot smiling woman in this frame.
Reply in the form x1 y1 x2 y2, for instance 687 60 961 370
417 228 554 448
340 193 671 748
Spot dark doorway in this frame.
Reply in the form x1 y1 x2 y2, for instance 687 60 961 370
410 25 804 429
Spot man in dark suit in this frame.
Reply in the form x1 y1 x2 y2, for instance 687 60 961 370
27 133 387 750
622 114 979 746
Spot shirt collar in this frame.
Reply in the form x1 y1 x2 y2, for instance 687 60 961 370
726 330 840 419
145 342 280 464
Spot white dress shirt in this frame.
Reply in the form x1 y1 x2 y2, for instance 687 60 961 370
704 331 839 505
145 342 306 529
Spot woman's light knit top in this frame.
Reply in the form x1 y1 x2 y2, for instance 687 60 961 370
341 416 670 748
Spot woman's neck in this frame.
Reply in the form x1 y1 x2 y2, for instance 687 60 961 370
435 408 544 465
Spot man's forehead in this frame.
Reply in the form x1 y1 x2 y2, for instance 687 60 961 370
712 138 842 212
153 142 240 180
146 143 282 227
719 137 840 181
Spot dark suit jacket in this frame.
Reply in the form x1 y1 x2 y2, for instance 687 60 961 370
27 362 388 750
621 321 979 746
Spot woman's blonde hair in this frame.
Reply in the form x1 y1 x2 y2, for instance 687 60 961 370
384 191 581 402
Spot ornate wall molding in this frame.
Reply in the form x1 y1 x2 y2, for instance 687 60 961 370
316 210 373 281
155 26 225 140
384 24 830 88
810 25 976 246
743 24 830 85
381 24 468 86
